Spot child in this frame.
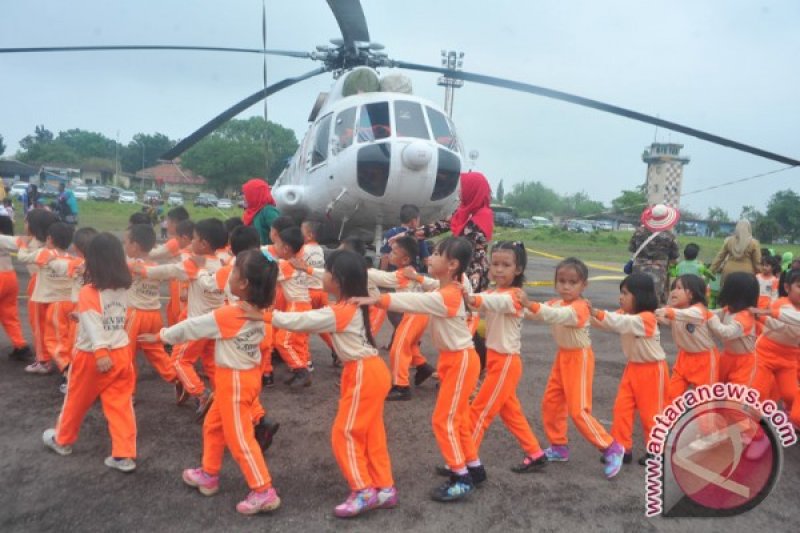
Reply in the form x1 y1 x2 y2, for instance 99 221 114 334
262 215 299 313
672 243 713 278
379 204 429 272
341 237 387 337
369 235 436 400
525 257 623 478
42 233 137 473
353 237 481 502
301 219 337 363
139 249 281 515
136 218 228 416
123 224 178 386
709 272 759 386
655 275 719 400
271 250 396 517
149 207 190 327
129 211 152 227
466 242 547 473
590 273 668 467
757 256 781 309
0 214 32 360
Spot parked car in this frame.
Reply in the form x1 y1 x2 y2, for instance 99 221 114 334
531 216 554 227
566 220 594 233
217 198 233 209
167 192 184 206
40 183 60 197
10 182 29 199
73 186 90 200
516 218 535 229
194 193 219 207
618 223 636 231
108 186 124 201
595 221 614 231
143 190 163 205
89 186 112 201
118 190 137 204
494 211 516 227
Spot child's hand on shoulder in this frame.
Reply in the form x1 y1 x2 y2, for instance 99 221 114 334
289 257 309 271
515 288 530 308
397 266 418 280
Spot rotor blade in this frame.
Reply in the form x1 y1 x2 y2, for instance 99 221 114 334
326 0 370 48
161 66 328 160
0 45 310 59
395 61 800 167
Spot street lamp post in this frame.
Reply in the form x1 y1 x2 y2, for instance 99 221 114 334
437 50 464 118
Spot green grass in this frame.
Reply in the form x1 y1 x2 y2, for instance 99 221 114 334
493 227 800 264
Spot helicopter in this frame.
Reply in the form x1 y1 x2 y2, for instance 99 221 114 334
2 0 798 247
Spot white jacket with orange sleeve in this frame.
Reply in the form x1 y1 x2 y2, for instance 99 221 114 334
658 304 717 353
75 285 129 355
148 238 182 263
270 302 377 363
276 259 312 304
708 308 756 354
368 268 439 294
760 297 800 346
378 284 473 351
592 310 666 363
20 248 73 303
48 256 85 303
0 235 20 272
302 242 326 290
472 289 523 354
142 254 226 317
126 258 162 311
525 298 592 350
158 302 268 370
14 237 43 276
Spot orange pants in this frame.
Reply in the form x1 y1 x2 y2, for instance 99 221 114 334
55 346 136 458
0 271 26 348
30 301 50 363
432 348 480 471
668 349 719 400
541 347 613 450
332 356 393 490
791 390 800 428
125 308 177 383
44 301 76 372
719 351 757 386
369 307 386 337
260 323 274 376
166 279 181 327
274 301 311 370
752 336 798 412
611 360 669 451
26 274 36 332
310 289 334 352
389 313 429 387
172 338 216 397
468 351 542 459
202 366 272 491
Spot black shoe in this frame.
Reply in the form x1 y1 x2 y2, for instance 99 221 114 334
194 391 214 423
254 418 280 452
638 453 656 466
431 473 474 502
164 344 173 355
386 386 411 401
9 345 32 361
262 373 274 388
175 382 189 405
600 451 632 465
414 363 435 387
435 464 486 485
286 368 311 387
511 454 547 474
331 351 342 368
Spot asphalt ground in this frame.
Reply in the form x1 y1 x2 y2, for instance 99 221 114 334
0 255 797 532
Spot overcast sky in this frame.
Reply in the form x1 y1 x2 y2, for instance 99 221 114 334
2 0 798 217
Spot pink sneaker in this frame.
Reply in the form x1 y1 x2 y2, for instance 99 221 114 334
182 468 219 496
236 488 280 515
334 488 378 518
376 487 398 509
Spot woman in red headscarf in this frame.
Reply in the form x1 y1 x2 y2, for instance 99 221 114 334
242 178 281 245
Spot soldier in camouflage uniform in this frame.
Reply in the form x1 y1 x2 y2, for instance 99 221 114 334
629 225 679 304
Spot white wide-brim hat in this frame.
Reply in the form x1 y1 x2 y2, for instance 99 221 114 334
641 204 680 232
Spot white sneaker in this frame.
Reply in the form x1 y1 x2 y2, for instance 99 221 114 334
42 429 72 456
25 361 52 374
104 456 136 473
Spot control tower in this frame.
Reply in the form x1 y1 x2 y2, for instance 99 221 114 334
642 143 690 208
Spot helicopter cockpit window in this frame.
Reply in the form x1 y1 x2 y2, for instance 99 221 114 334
333 107 357 152
426 107 459 152
311 113 332 167
394 101 429 139
357 102 391 142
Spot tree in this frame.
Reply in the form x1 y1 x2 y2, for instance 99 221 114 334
766 189 800 242
0 134 5 157
17 126 119 166
561 191 605 218
504 180 562 217
495 179 504 204
121 133 176 172
706 206 730 236
611 186 647 215
181 117 298 195
739 205 761 223
754 216 780 244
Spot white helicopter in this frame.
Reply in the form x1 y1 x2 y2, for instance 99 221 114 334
4 0 798 247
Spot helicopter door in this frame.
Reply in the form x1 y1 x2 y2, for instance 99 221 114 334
309 113 333 168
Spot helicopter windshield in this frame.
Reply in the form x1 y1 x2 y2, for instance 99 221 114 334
426 107 459 152
333 107 357 153
311 113 332 167
394 101 429 139
357 102 391 142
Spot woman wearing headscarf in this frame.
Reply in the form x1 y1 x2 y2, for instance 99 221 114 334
710 219 761 285
241 178 280 245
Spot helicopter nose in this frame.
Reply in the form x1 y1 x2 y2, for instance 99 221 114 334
401 140 433 170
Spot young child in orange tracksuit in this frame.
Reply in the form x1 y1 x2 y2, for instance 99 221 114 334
756 256 781 310
271 250 396 518
590 273 668 467
465 242 546 473
136 218 228 417
368 235 437 401
708 272 759 386
0 215 33 361
123 224 177 387
301 219 337 363
355 237 481 502
149 207 190 327
340 236 387 340
139 249 281 515
42 233 137 473
655 274 719 400
19 222 74 375
525 257 624 479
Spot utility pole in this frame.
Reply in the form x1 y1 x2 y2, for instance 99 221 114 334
437 50 464 118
